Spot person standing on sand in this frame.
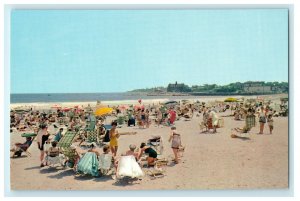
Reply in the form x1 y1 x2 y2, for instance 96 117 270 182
267 113 274 134
145 109 150 128
209 109 219 133
258 106 267 134
109 121 120 157
168 126 181 164
37 124 50 167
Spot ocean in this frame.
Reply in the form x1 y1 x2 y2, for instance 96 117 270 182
10 93 200 104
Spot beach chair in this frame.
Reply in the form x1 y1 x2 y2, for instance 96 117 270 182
85 120 96 131
147 136 164 155
245 114 256 130
87 130 99 143
102 125 112 144
98 154 114 176
145 165 165 179
57 131 77 165
76 152 99 177
117 116 125 125
11 134 36 158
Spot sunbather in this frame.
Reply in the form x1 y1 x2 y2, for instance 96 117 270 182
98 145 114 176
122 144 139 161
10 137 33 157
43 141 64 167
138 142 158 166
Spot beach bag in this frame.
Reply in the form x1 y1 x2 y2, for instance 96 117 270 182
117 156 144 178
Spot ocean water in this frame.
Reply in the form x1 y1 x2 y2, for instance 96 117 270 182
10 93 200 103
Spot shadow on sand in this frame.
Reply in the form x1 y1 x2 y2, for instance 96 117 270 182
112 177 141 187
24 166 41 170
10 155 29 159
48 169 75 179
231 135 251 141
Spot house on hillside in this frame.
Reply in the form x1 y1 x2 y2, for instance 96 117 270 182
243 82 273 93
167 81 190 92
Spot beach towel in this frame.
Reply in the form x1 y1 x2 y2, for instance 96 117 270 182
77 152 99 177
117 156 144 178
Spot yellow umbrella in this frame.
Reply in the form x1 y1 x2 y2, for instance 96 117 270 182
224 97 238 102
94 107 114 116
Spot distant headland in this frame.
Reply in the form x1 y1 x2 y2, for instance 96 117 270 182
128 81 288 96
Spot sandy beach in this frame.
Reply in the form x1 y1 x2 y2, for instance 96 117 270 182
9 95 288 190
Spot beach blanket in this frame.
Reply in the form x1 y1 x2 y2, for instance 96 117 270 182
77 152 99 177
117 156 144 179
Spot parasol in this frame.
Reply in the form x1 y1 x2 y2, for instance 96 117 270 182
134 105 145 110
51 104 62 109
224 97 238 102
94 107 113 116
119 105 129 110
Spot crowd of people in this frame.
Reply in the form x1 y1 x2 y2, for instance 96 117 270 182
10 97 286 181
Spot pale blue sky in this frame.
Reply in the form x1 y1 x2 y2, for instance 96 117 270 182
11 9 288 93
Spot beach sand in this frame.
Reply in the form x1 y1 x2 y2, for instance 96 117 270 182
9 96 288 190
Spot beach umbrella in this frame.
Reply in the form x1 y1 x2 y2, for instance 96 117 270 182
224 98 238 102
62 107 71 112
94 107 113 116
51 104 62 109
119 105 129 110
134 105 145 110
164 100 178 105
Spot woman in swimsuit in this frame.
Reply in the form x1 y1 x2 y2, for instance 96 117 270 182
37 124 50 167
109 121 120 157
168 126 181 164
139 142 157 166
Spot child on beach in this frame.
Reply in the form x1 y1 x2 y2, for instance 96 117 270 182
267 113 274 134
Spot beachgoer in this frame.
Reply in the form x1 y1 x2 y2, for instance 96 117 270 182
145 109 150 128
258 107 266 134
44 141 62 166
88 142 100 156
168 126 182 164
202 107 209 132
54 128 63 142
123 144 139 161
138 142 157 166
168 108 176 125
141 109 146 128
109 121 120 157
267 113 274 134
10 137 33 157
37 124 50 167
209 110 219 133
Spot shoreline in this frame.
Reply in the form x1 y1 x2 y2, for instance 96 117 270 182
10 94 287 109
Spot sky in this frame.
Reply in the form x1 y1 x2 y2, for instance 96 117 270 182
10 9 288 93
